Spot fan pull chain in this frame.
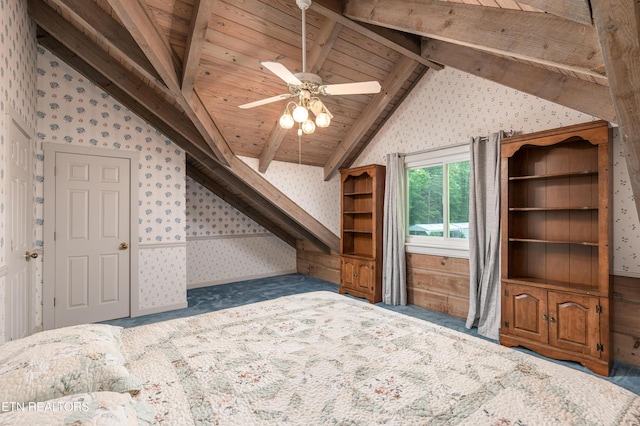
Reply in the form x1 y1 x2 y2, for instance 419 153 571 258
298 125 302 167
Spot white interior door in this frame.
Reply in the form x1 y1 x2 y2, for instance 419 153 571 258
53 152 131 327
6 115 34 341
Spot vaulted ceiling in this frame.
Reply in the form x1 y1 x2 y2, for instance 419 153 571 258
27 0 640 254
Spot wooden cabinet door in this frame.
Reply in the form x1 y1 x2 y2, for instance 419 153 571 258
355 260 374 293
548 291 601 358
340 258 356 290
504 284 548 344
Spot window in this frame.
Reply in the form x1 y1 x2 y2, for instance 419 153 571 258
405 144 470 257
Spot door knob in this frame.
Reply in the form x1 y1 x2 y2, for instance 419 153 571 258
24 251 38 260
119 242 129 250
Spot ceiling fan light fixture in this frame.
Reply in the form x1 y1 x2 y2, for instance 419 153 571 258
302 118 316 134
279 110 295 129
292 104 309 123
316 110 331 128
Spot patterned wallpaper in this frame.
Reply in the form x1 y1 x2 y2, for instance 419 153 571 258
0 0 37 342
187 236 296 288
356 67 640 276
240 157 341 235
185 177 269 236
185 176 296 286
35 47 187 316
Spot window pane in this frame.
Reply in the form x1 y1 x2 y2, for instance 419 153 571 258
408 166 443 236
447 160 470 239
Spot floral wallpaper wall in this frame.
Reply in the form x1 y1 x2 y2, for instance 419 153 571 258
185 176 296 286
0 0 37 342
186 177 269 237
240 157 340 235
36 47 187 316
355 66 640 277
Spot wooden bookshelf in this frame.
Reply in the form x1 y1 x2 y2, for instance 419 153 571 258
499 121 612 376
339 164 385 303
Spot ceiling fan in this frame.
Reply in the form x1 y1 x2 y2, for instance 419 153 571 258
238 0 382 134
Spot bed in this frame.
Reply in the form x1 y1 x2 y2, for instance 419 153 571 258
1 291 639 424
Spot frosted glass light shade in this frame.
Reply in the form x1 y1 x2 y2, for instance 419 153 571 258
302 118 316 134
315 111 331 128
292 104 309 123
279 111 294 129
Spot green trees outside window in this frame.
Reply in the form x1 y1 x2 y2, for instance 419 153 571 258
408 160 470 239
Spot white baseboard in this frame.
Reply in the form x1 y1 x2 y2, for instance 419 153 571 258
187 269 298 290
131 300 188 318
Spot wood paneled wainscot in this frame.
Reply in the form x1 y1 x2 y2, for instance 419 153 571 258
407 253 470 319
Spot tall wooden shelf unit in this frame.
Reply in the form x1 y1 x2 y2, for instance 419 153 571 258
500 121 612 376
340 164 385 304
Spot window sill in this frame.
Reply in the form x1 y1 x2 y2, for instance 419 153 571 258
405 242 469 259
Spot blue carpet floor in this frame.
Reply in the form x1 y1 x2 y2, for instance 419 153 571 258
104 273 640 396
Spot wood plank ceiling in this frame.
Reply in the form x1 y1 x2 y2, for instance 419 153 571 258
27 0 640 253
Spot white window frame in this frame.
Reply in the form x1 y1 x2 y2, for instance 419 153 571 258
404 143 470 258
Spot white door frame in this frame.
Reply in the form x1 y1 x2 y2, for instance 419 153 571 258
4 109 34 341
43 144 139 330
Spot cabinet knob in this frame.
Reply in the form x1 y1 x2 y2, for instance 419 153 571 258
549 315 556 324
542 312 547 322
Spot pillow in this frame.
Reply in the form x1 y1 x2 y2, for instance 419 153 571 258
0 324 142 406
0 391 154 425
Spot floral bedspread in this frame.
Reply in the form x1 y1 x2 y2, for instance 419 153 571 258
120 291 640 425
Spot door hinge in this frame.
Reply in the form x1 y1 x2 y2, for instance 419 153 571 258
596 305 603 314
504 321 510 329
504 289 509 297
53 298 56 307
597 343 604 352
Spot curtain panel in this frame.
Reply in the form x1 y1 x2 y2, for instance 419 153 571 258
382 153 407 306
466 132 503 340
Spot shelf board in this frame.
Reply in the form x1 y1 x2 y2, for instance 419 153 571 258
509 171 597 181
344 211 373 215
341 252 375 260
344 191 373 196
343 229 373 234
509 207 597 211
503 277 603 295
509 238 598 246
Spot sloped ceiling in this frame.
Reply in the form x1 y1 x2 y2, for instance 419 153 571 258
27 0 640 253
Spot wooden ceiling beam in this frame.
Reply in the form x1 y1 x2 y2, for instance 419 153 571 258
324 56 418 180
35 31 220 169
28 0 217 161
228 155 340 253
591 0 640 220
311 1 443 71
422 38 616 122
105 0 234 166
343 0 604 76
514 0 592 26
49 0 164 85
258 19 343 174
181 0 215 95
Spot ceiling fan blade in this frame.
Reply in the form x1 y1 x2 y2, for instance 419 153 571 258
261 61 302 86
321 81 382 96
309 99 333 118
238 93 293 109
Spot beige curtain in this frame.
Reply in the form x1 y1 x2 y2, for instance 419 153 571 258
466 132 502 340
382 153 407 306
